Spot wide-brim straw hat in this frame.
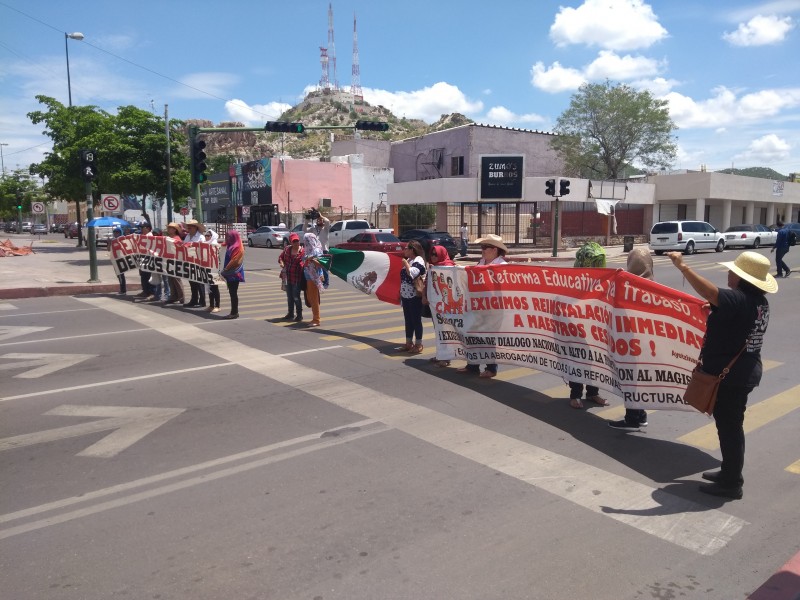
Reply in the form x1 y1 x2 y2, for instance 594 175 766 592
720 251 778 293
184 219 206 233
475 234 508 253
166 222 183 233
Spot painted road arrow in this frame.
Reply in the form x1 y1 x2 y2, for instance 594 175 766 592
0 405 185 458
0 352 96 378
0 326 51 342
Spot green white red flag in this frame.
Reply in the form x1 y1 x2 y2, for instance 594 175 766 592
320 248 403 305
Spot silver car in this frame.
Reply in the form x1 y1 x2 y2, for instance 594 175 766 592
649 220 726 255
247 226 290 248
723 224 777 249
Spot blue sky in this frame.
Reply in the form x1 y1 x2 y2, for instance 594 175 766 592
2 0 800 177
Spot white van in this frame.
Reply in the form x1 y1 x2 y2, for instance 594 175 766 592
649 220 726 255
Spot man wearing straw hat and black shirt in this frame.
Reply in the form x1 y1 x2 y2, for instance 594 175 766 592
667 250 776 500
183 219 207 308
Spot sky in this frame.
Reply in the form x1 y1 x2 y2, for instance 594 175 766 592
2 0 800 178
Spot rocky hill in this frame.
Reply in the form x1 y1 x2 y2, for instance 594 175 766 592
184 93 474 164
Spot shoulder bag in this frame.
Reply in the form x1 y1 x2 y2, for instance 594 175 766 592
683 346 746 415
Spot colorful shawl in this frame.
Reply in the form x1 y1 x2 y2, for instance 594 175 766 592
222 229 245 282
303 232 324 291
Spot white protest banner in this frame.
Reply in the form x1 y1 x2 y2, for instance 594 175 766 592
108 234 223 285
428 264 708 412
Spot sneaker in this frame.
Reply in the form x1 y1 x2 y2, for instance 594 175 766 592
608 419 641 431
638 418 648 427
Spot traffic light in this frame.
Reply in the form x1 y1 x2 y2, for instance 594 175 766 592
192 138 207 184
560 179 571 196
264 121 305 133
79 149 98 181
355 120 389 132
545 178 556 196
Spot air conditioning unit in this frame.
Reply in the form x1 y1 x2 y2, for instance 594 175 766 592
321 198 332 207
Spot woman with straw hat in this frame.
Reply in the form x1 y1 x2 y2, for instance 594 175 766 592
667 250 777 500
456 234 507 378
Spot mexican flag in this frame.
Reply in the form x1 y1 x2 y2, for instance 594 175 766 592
319 248 403 305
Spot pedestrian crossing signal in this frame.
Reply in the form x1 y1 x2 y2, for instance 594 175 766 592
79 149 98 181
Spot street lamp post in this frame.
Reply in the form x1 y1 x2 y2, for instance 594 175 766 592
65 32 84 107
0 143 7 179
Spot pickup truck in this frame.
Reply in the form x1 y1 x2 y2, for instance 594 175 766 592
327 219 393 246
335 232 407 253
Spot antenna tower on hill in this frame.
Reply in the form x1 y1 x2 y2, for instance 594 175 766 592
328 3 339 91
351 13 362 99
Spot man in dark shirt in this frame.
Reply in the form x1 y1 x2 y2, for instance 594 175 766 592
770 221 792 278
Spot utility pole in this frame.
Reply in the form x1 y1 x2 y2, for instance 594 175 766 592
165 104 174 222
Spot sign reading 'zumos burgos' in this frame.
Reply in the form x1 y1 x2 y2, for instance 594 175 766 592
480 155 523 199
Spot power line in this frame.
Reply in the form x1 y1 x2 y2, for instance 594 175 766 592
0 1 282 121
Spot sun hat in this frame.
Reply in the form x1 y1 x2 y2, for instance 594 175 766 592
167 222 182 232
720 251 778 293
184 219 206 233
474 234 508 253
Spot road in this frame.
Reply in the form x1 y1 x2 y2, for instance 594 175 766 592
1 246 798 599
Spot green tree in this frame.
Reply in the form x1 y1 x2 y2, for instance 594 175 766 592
0 169 40 220
398 204 436 232
27 96 191 224
552 81 677 179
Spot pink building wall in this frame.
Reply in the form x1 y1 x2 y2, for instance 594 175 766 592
269 159 353 215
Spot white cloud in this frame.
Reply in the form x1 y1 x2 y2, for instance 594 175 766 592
224 100 292 125
361 82 483 122
550 0 668 51
632 77 680 96
583 50 663 80
531 61 586 93
723 15 795 46
664 86 800 128
485 106 547 126
734 133 792 163
727 1 800 23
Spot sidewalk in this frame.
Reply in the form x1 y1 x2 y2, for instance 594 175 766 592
0 235 138 299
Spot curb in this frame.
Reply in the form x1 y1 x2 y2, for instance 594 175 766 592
0 284 141 300
748 551 800 600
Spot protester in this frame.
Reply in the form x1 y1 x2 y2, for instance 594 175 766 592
183 219 206 308
770 221 793 278
457 234 507 377
306 212 331 288
427 245 455 367
134 222 155 300
163 223 185 304
112 228 126 295
279 232 305 321
204 229 221 313
459 221 469 257
396 239 426 354
220 229 245 319
302 232 325 327
568 241 609 407
667 250 776 499
608 248 654 428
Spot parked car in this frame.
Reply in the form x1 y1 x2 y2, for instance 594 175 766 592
65 223 80 239
247 225 290 248
649 220 725 255
398 229 459 259
335 232 407 253
21 221 33 233
32 223 48 234
723 224 777 249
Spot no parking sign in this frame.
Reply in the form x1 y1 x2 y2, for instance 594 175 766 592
101 194 120 212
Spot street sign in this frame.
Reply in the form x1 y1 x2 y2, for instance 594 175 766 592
241 206 250 217
31 202 45 214
101 194 120 212
180 207 189 216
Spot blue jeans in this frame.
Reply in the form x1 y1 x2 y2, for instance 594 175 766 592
775 248 790 276
460 239 468 257
285 282 303 318
401 295 423 342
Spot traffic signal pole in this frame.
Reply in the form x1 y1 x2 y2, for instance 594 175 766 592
85 178 99 282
